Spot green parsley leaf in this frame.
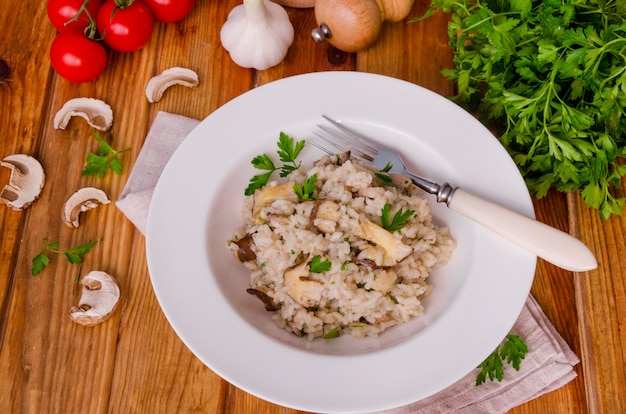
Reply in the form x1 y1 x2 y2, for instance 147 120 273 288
309 254 332 273
31 251 51 276
500 334 528 371
476 334 528 386
245 133 306 195
251 153 276 171
245 154 277 196
476 349 504 386
293 174 317 201
31 239 98 276
64 240 99 264
277 132 305 177
375 172 394 186
380 203 415 232
82 132 130 179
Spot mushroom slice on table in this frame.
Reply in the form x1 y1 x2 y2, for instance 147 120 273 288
145 67 199 103
70 271 121 326
53 97 113 131
0 154 45 211
62 187 110 228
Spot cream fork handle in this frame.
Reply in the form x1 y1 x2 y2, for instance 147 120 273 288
448 188 598 272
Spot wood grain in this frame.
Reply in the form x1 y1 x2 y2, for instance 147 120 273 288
573 190 626 414
1 0 624 413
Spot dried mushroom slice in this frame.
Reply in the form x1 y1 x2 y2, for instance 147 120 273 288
145 67 199 103
62 187 110 228
230 233 257 262
70 271 121 326
246 288 281 311
53 97 113 131
0 154 45 211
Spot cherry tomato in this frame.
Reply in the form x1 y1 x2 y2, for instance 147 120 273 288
47 0 104 32
97 0 154 52
143 0 195 23
50 30 108 83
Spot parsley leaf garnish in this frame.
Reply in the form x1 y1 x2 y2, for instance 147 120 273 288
31 239 98 276
309 255 331 273
374 162 395 185
380 203 414 232
476 349 504 385
277 132 305 177
500 334 529 371
245 155 277 195
476 334 528 386
375 173 394 186
245 133 306 195
293 174 317 201
82 132 130 179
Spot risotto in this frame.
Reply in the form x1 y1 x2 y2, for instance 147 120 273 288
227 151 455 340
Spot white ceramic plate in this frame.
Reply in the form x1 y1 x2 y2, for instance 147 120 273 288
146 72 536 413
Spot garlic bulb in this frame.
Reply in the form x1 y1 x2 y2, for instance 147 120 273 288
220 0 295 70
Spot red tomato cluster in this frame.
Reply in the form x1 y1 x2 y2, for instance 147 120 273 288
47 0 196 83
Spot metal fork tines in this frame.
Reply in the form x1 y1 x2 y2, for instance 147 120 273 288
312 119 377 164
311 115 452 203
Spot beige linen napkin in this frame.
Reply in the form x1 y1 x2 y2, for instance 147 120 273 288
117 111 580 414
116 111 201 235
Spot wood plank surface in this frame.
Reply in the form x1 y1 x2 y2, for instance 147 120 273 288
0 0 624 413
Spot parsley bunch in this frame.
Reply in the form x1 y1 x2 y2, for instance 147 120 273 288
419 0 626 218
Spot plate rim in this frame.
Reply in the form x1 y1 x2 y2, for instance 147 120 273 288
146 71 536 413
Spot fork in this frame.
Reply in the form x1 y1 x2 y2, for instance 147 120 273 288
311 115 597 272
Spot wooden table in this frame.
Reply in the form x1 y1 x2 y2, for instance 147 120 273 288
0 1 624 413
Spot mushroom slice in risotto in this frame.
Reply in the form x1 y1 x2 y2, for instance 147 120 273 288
284 260 323 308
246 288 281 311
310 199 341 233
355 218 413 264
251 181 298 223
